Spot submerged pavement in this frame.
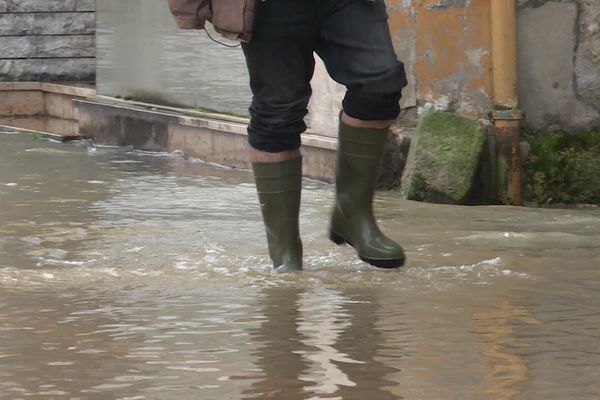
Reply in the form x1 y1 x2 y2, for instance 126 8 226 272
1 132 599 399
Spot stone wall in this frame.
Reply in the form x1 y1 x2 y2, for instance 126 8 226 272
96 0 251 119
94 0 600 136
0 0 96 82
279 0 600 136
386 0 494 119
517 0 600 132
94 0 415 138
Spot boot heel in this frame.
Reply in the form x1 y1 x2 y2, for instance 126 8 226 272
329 230 346 245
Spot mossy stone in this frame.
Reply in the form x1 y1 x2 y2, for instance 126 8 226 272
400 111 488 204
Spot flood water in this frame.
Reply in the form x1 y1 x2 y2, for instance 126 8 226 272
1 132 599 399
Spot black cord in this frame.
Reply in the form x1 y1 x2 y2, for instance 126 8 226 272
205 28 241 48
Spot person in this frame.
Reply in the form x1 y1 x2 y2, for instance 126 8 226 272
245 0 407 272
168 0 408 272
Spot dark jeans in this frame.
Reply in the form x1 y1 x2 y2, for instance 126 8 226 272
242 0 407 153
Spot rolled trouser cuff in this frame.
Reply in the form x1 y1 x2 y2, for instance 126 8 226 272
248 128 302 152
342 62 407 121
343 90 403 121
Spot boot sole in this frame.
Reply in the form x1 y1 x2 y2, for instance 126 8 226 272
329 230 405 269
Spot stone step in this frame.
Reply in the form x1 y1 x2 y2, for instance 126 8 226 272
0 119 81 142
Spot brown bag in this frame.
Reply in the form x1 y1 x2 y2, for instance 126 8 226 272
167 0 211 30
167 0 258 43
212 0 258 43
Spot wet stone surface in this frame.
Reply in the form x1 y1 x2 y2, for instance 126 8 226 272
1 132 600 399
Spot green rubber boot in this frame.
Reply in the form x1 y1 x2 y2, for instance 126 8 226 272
329 120 406 268
252 156 303 272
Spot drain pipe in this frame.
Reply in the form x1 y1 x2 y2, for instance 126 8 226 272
490 0 524 206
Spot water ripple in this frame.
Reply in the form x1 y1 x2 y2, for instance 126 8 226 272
1 133 600 399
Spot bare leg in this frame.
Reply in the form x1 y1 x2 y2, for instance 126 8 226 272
249 111 389 163
341 112 392 130
249 147 301 164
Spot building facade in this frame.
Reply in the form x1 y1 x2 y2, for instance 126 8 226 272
93 0 600 134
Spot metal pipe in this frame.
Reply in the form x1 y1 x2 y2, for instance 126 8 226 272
490 0 523 205
491 0 518 109
490 110 524 206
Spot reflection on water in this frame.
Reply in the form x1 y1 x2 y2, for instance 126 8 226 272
1 133 600 399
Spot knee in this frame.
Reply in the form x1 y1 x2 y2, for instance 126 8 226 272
343 62 407 121
248 127 303 153
366 62 408 96
247 98 309 153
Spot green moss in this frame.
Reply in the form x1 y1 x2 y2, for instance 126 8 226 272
182 107 249 119
400 111 487 204
111 95 250 119
524 128 600 205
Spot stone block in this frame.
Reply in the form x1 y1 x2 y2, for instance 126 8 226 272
517 1 599 131
0 36 95 59
77 98 341 181
0 116 45 132
45 92 78 120
212 129 250 169
0 82 41 91
118 115 169 151
0 90 44 116
44 117 79 137
78 102 118 145
0 59 95 82
168 124 212 159
302 146 336 183
400 111 488 204
41 83 96 98
0 116 80 139
166 124 194 154
0 12 95 35
0 0 95 12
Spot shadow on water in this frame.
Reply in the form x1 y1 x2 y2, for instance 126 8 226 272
1 133 600 399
